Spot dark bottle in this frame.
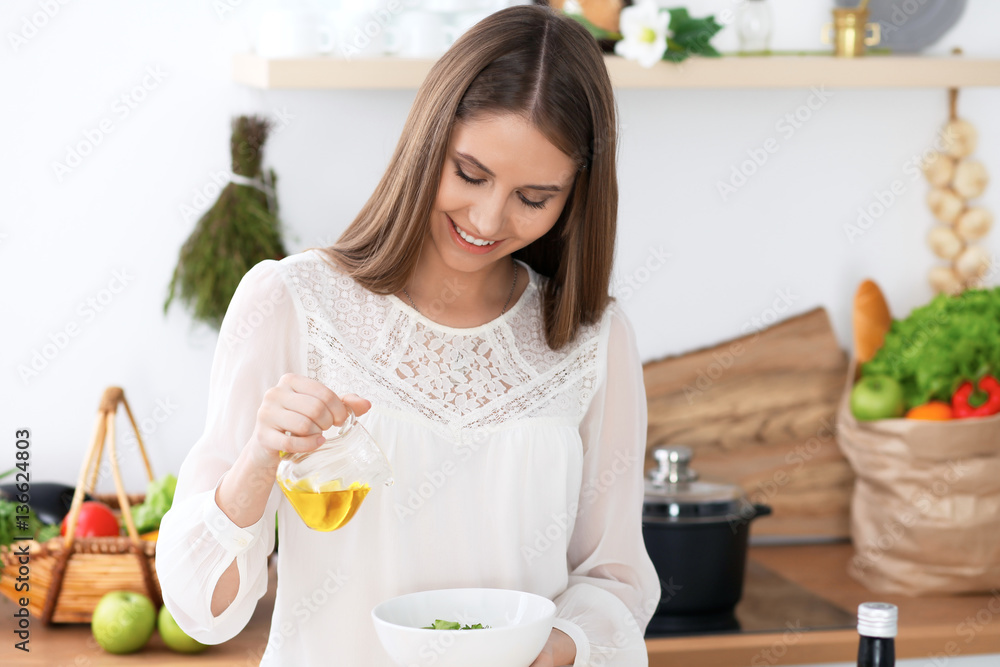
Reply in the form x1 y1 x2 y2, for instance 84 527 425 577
857 602 897 667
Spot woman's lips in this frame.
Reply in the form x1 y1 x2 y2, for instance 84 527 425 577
447 216 500 255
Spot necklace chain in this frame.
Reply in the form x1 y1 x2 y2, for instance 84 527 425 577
402 261 518 318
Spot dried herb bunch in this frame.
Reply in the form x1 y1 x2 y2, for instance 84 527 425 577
164 115 287 329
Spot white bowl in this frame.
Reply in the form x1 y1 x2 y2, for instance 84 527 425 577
371 588 556 667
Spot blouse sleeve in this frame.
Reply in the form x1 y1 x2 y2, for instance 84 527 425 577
551 302 661 666
155 259 299 644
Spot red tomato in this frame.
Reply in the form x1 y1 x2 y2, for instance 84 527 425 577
60 501 121 537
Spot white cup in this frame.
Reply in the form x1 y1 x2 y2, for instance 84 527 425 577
257 9 334 57
384 10 458 58
332 4 393 59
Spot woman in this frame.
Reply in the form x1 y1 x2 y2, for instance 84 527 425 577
157 5 660 665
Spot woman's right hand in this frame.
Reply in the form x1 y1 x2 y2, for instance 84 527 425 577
248 373 372 467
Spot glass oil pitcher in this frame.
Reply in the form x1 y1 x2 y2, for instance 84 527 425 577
276 407 393 531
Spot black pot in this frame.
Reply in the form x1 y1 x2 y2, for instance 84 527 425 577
641 447 772 622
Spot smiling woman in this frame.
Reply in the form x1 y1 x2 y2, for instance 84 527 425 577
155 5 659 667
323 3 618 349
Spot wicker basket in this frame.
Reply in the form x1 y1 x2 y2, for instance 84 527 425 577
0 387 162 623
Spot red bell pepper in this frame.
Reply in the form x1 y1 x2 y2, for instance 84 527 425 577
951 375 1000 419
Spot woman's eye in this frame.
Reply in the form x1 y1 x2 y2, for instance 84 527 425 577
519 196 547 210
455 168 484 186
454 168 548 210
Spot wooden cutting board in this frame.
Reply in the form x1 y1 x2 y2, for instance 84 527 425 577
642 307 853 541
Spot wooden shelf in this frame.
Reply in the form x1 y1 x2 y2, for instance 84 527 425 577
232 52 1000 90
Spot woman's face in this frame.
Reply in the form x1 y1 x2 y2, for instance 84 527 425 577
428 113 578 273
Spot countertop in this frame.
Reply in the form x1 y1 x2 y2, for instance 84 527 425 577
647 543 1000 667
3 543 999 666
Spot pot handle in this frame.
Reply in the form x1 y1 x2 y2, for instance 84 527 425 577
752 503 773 519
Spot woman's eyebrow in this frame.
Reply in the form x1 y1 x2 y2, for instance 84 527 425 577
456 151 563 192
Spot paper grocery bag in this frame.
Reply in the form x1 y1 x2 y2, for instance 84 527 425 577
836 359 1000 595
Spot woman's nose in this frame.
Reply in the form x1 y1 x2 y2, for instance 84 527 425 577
468 192 507 239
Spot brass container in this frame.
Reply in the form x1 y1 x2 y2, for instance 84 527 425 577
822 8 881 57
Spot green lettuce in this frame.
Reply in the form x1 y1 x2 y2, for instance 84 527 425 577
132 473 177 534
422 619 489 630
0 468 60 549
862 287 1000 408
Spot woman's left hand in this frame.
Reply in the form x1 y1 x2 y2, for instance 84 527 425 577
529 628 576 667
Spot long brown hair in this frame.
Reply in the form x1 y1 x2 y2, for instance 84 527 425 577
310 4 618 350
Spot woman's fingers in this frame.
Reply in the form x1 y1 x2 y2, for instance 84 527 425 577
340 393 373 417
280 373 353 426
276 388 339 435
256 374 372 456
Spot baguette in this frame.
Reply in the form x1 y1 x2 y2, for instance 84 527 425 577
853 280 892 363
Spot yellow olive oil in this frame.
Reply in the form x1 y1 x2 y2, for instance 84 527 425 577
278 478 371 531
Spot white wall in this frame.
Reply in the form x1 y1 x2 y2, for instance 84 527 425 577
3 0 999 494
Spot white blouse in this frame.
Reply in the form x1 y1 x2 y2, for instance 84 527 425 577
156 249 660 666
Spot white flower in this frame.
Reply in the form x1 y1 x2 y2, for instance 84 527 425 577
614 0 670 68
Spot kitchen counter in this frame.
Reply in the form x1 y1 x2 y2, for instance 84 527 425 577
647 542 1000 666
2 543 999 665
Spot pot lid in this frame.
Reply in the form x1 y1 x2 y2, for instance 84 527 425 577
644 446 746 518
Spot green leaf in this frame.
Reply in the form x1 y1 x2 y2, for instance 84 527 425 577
664 7 723 59
667 7 691 25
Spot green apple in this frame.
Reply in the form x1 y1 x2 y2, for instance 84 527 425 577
851 375 906 421
158 604 208 653
91 591 156 654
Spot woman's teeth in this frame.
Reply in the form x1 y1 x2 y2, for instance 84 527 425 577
452 220 496 246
